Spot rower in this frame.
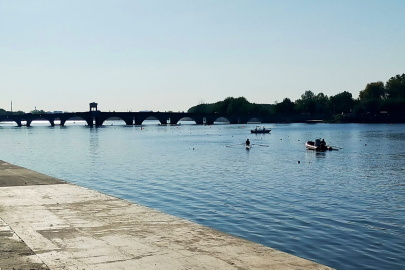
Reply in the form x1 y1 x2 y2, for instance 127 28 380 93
246 139 250 146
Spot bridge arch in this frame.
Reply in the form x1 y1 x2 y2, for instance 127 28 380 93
17 114 58 127
247 117 262 123
99 116 133 126
213 117 230 124
141 116 164 125
24 116 56 127
177 117 196 124
60 115 88 126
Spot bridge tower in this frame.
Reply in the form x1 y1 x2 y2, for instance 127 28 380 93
89 102 101 126
90 102 98 112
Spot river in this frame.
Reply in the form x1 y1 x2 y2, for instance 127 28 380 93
0 121 404 270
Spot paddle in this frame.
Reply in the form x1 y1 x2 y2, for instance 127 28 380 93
226 143 245 147
252 144 269 147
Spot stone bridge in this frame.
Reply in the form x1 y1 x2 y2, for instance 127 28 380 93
0 111 328 127
0 111 275 126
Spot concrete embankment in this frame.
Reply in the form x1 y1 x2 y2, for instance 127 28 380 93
0 161 334 270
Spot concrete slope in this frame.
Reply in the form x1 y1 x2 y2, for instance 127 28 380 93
0 161 334 270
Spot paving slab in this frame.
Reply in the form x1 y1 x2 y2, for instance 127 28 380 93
0 161 334 270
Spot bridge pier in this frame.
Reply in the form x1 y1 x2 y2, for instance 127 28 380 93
26 120 32 127
203 117 215 125
15 120 22 127
156 117 169 125
168 117 181 125
49 119 55 126
123 117 134 125
229 119 239 125
195 120 204 125
96 118 103 126
134 116 148 125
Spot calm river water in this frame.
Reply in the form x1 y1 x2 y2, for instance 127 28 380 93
0 121 404 270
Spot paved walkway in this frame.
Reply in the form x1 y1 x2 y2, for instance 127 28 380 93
0 161 333 270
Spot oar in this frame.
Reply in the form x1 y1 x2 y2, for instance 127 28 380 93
226 143 245 147
252 144 269 147
329 145 343 149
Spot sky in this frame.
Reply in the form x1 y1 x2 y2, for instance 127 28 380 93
1 0 404 113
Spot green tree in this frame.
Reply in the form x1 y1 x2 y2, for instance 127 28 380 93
275 98 295 114
30 109 46 114
359 82 386 100
213 97 233 113
358 82 386 113
295 90 316 113
187 103 215 113
314 93 329 114
386 74 405 99
227 97 250 114
329 91 354 114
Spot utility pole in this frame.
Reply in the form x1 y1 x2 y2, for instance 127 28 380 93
11 101 13 113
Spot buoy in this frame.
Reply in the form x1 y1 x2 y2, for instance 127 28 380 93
298 161 300 163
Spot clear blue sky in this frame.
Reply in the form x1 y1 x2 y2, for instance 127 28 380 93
1 0 404 112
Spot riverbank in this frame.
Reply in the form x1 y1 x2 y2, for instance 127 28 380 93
0 161 333 270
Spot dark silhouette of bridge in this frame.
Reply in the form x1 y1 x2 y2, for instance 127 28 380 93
0 103 327 127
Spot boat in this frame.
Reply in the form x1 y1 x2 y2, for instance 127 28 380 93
245 144 251 150
251 126 271 134
305 139 336 151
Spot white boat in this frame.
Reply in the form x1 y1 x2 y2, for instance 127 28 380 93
245 144 251 150
251 126 271 134
305 139 335 151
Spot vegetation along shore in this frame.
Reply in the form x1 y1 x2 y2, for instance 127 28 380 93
187 73 405 123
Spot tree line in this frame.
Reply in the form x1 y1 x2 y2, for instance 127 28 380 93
0 109 25 115
188 73 405 116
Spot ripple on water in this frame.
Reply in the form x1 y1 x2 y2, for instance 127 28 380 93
0 123 404 270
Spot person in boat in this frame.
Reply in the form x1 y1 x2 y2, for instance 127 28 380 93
320 139 326 150
246 139 250 146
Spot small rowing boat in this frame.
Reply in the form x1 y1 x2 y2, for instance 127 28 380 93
305 139 336 151
245 144 251 150
251 126 271 134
